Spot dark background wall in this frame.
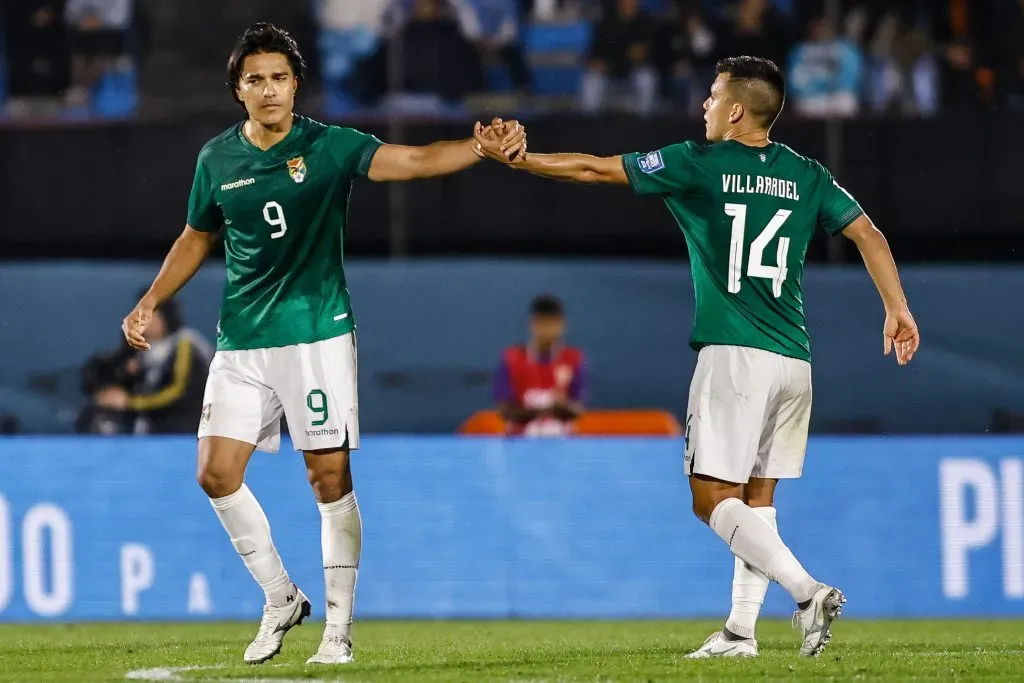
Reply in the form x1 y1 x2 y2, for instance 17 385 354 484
1 113 1019 261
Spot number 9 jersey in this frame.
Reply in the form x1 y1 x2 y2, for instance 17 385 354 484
622 140 863 362
188 116 379 453
187 115 382 352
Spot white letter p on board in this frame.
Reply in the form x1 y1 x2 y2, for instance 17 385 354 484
940 459 998 599
120 543 155 615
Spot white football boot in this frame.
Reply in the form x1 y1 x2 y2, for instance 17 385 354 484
686 630 758 658
793 584 846 657
243 586 311 664
306 627 354 665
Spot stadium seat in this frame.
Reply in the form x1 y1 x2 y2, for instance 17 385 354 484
486 65 514 93
523 21 592 96
457 409 681 437
575 410 682 437
457 410 507 435
640 0 669 13
92 66 138 118
320 28 378 116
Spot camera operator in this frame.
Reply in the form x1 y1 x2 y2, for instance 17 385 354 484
77 296 212 434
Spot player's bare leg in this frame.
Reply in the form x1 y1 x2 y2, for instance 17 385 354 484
689 474 844 657
198 436 309 664
304 447 360 665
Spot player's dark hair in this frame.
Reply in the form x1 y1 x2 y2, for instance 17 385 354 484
226 22 306 109
715 56 786 129
530 294 564 318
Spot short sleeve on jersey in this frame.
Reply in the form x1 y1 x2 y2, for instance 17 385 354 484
817 166 864 235
327 126 384 178
622 142 696 196
186 154 223 232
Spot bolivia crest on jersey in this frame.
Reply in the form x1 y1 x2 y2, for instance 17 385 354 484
287 156 307 183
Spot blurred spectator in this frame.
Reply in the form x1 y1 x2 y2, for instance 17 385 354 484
493 295 587 437
718 0 792 70
63 0 135 108
527 0 583 22
363 0 483 104
0 415 18 435
0 1 69 116
654 0 717 115
77 296 212 435
859 3 938 117
787 14 863 117
582 0 659 116
994 0 1024 111
934 0 995 109
315 0 389 100
464 0 533 93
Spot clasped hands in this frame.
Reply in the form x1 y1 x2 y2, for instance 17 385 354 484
472 117 528 165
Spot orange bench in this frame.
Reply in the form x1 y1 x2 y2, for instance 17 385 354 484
457 410 681 437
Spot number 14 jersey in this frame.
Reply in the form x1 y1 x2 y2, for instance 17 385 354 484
623 140 863 362
187 115 382 351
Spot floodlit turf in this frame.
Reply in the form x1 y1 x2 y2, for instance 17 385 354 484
0 619 1021 681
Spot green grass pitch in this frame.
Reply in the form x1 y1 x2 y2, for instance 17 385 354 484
1 619 1021 681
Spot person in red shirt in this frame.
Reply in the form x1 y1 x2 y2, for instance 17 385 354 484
493 294 587 436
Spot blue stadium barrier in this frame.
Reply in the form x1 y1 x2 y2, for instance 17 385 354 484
1 261 1021 436
0 435 1021 622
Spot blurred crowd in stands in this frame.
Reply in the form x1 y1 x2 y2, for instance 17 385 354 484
3 0 1024 119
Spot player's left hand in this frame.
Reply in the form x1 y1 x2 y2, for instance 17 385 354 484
122 298 156 351
473 118 526 163
883 307 920 366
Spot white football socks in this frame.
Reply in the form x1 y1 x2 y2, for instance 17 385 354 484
724 506 776 639
209 484 295 607
709 498 818 606
318 492 362 642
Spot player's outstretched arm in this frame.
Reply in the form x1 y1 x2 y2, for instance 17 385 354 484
122 226 218 351
516 152 630 185
473 124 628 185
842 215 920 365
367 120 525 182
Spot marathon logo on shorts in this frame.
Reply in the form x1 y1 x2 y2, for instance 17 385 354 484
306 428 339 437
638 150 665 174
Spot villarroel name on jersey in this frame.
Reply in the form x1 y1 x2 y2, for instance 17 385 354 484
722 174 800 201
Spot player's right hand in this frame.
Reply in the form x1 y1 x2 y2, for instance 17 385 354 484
473 118 526 164
122 298 156 351
883 307 919 366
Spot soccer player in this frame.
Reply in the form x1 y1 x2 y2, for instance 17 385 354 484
475 56 920 657
120 23 522 666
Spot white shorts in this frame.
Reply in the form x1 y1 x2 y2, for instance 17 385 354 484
197 333 359 453
683 345 811 483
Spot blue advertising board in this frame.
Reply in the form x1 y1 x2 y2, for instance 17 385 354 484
0 436 1021 622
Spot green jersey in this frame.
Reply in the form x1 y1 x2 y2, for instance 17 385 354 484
623 140 863 362
187 115 382 351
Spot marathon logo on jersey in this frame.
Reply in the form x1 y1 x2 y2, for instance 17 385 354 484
287 156 307 183
220 177 255 191
637 150 665 174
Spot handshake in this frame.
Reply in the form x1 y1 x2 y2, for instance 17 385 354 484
471 117 529 166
